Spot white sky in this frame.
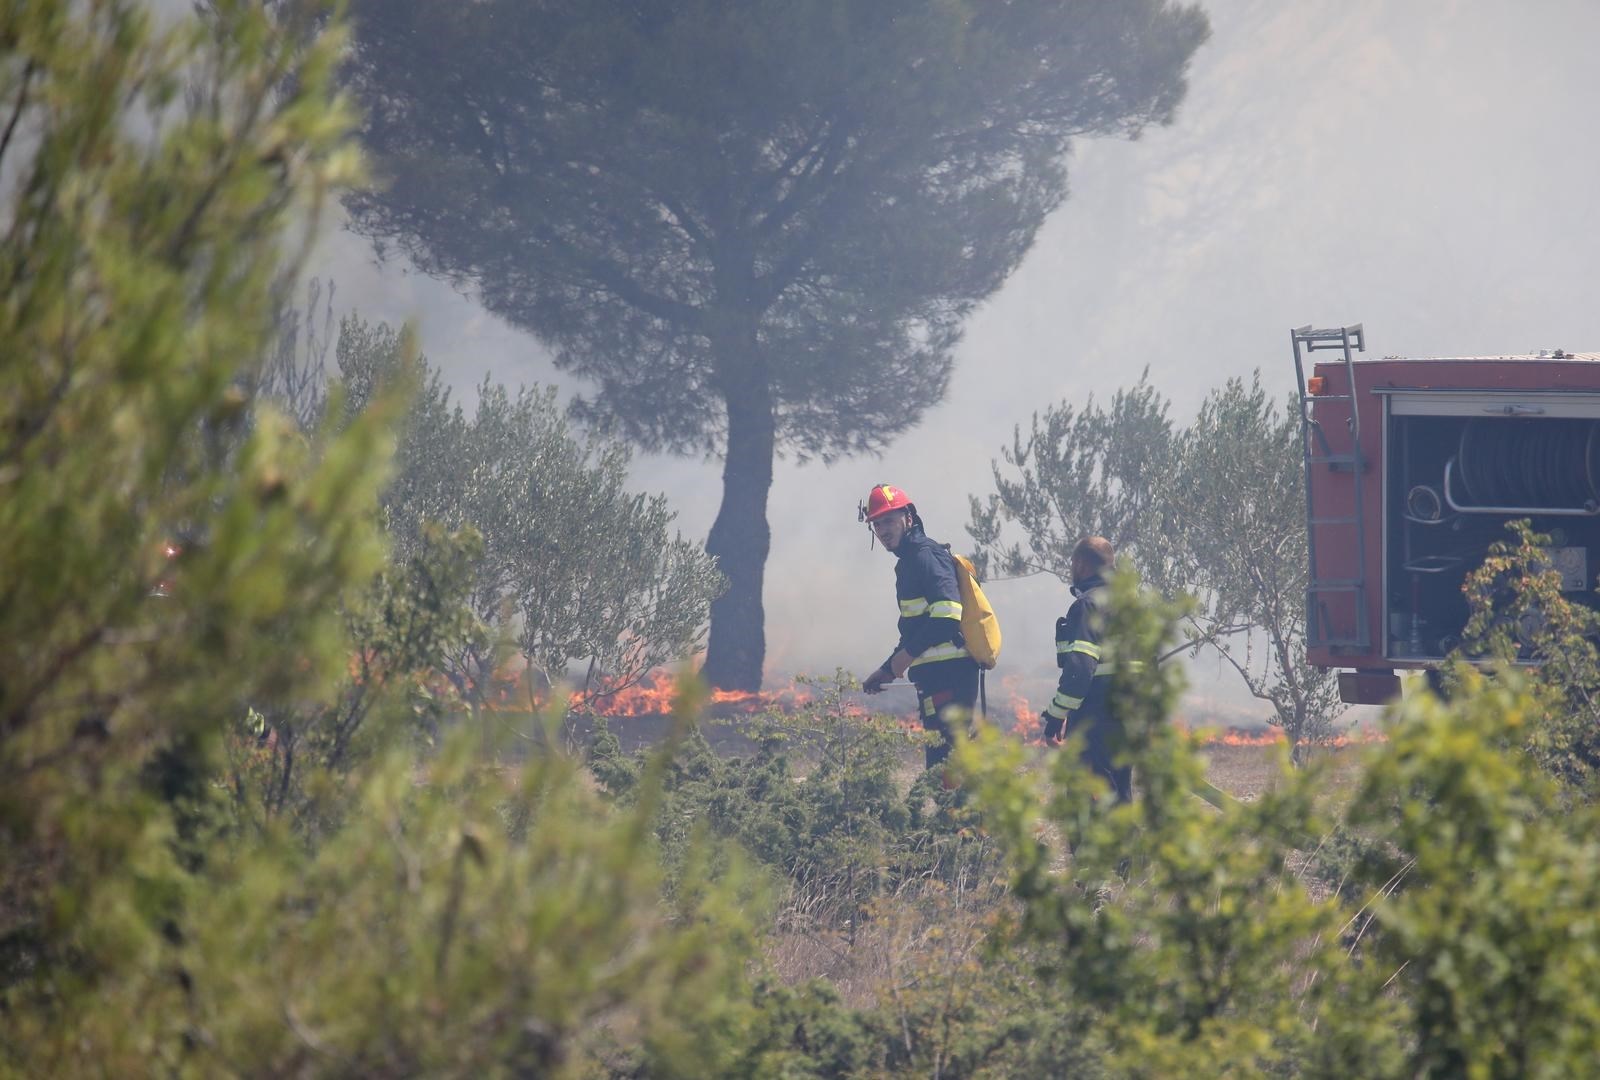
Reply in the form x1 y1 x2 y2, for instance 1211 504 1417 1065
306 0 1600 722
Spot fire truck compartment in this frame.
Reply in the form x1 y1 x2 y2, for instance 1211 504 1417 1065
1383 390 1600 662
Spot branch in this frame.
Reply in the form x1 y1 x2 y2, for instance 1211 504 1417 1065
268 724 297 819
541 229 703 330
654 189 712 251
1204 633 1273 704
1 625 106 740
751 228 821 309
976 564 1064 584
0 358 75 469
745 117 832 220
750 115 852 239
562 149 715 256
0 59 36 173
165 43 285 264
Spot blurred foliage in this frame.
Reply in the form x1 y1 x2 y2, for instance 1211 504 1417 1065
1346 672 1600 1078
0 3 758 1075
1455 519 1600 790
957 569 1600 1078
11 723 768 1077
958 575 1396 1076
971 372 1341 757
0 0 374 1039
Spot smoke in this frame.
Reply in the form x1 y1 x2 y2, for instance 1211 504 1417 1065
300 0 1600 716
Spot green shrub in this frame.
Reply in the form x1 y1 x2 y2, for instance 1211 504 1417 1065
591 672 1003 929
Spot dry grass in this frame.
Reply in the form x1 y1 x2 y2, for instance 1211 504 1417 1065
761 740 1377 989
1200 741 1371 813
765 877 1010 1011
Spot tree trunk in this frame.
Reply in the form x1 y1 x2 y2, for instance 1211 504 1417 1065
701 344 774 691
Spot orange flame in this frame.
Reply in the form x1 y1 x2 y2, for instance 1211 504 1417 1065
450 663 1389 750
566 669 827 718
996 672 1044 744
1178 723 1387 748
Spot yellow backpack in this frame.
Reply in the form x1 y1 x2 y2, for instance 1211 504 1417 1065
950 552 1001 670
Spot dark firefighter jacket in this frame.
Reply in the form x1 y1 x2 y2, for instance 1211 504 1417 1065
883 526 971 685
1044 574 1114 723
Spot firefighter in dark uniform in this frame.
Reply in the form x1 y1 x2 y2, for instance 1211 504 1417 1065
1041 536 1132 803
859 484 980 772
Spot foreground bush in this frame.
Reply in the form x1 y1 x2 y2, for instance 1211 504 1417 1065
9 726 765 1076
0 3 758 1075
959 574 1600 1078
1 0 381 1053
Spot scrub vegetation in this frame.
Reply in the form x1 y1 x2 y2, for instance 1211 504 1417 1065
8 2 1600 1077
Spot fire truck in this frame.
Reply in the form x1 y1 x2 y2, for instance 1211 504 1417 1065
1291 324 1600 704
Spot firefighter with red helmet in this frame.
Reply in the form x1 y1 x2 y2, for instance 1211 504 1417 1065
1041 536 1132 803
859 484 980 771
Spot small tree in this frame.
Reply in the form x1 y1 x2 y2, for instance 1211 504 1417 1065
1171 376 1341 759
335 317 726 708
970 372 1341 758
254 276 338 433
225 523 489 834
1349 670 1600 1077
958 575 1401 1076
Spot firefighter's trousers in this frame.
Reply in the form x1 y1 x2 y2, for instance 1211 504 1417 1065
912 659 980 770
1069 707 1132 804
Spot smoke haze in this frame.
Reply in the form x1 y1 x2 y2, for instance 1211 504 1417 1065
307 0 1600 718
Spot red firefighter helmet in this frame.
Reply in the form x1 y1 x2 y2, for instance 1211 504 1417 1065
860 483 915 523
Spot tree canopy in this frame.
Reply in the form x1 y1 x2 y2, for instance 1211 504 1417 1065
342 0 1211 688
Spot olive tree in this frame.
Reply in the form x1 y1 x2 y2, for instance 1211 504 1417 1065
334 318 726 707
1172 376 1342 757
967 372 1185 592
970 373 1341 756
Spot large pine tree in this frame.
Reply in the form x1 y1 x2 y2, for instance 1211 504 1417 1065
343 0 1210 689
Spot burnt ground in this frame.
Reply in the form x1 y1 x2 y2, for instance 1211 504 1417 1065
563 710 1372 816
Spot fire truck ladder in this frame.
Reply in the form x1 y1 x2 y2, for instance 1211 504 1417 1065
1291 323 1370 650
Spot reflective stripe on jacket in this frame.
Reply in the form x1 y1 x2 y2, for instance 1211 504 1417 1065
1044 576 1112 721
885 528 970 674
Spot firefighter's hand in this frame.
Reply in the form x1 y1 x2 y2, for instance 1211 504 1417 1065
862 667 892 694
1041 712 1064 746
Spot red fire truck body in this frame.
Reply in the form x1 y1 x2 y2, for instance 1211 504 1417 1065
1292 325 1600 704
